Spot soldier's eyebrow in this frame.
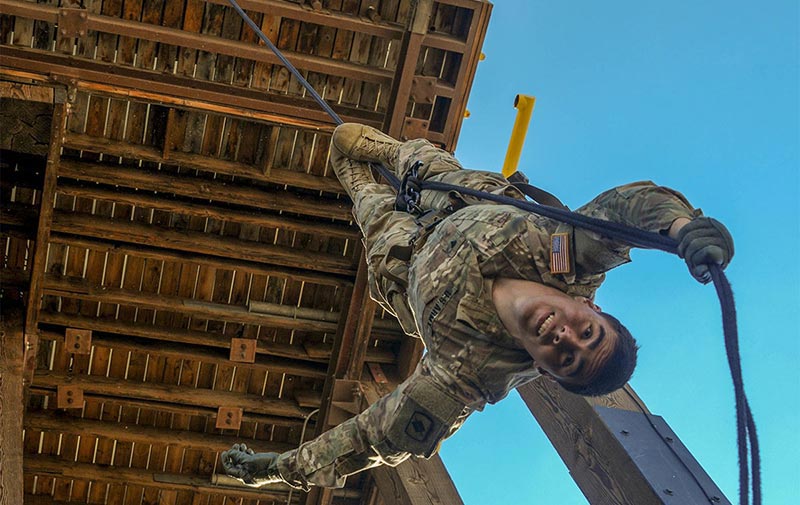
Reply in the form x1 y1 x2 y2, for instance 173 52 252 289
588 325 605 350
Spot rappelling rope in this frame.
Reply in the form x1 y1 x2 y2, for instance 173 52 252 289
225 1 760 502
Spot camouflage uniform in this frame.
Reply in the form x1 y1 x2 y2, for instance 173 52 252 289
276 139 701 490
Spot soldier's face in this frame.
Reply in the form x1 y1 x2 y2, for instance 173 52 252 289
513 292 618 384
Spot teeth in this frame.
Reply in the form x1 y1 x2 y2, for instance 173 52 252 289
538 313 555 336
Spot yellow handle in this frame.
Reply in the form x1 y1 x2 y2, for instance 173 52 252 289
501 94 536 178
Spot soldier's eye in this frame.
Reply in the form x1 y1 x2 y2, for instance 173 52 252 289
583 326 592 339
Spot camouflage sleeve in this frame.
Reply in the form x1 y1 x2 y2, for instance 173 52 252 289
275 358 470 490
569 181 703 275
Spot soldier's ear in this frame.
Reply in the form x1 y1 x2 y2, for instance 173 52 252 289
575 296 601 312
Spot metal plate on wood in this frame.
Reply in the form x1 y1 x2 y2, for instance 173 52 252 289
65 328 91 355
327 379 365 426
58 8 89 38
401 118 430 141
595 406 731 505
229 338 256 363
410 76 438 104
57 385 83 409
216 407 243 430
367 362 388 384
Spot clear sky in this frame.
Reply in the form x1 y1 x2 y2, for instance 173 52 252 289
440 1 800 503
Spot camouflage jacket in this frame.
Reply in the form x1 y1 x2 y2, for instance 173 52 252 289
404 180 701 406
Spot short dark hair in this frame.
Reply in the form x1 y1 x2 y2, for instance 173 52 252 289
556 312 639 397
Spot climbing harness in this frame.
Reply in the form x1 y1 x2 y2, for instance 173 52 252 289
225 2 760 502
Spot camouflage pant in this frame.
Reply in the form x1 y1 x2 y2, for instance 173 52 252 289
275 140 522 490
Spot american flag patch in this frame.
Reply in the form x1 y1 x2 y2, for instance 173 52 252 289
550 232 571 274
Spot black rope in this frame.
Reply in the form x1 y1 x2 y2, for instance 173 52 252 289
227 1 760 502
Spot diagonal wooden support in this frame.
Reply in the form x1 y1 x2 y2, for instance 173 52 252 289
518 379 730 505
0 308 25 505
23 101 68 390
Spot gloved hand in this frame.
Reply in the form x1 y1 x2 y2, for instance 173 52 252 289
676 217 734 284
221 443 283 487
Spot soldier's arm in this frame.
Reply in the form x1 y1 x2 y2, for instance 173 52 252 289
572 181 733 282
579 180 701 235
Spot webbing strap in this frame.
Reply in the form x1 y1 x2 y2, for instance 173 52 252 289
226 2 759 502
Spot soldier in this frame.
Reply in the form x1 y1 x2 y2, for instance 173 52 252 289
221 124 733 490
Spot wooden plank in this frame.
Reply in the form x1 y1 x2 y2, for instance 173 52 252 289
32 369 313 419
23 102 66 386
0 49 384 128
24 455 297 501
46 233 350 288
50 211 356 275
518 379 664 504
56 157 351 220
62 132 345 193
0 309 24 505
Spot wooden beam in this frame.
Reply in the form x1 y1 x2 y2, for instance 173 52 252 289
47 233 351 288
23 454 298 502
37 311 394 367
0 52 383 129
56 182 358 241
0 309 24 505
28 387 305 427
23 102 66 391
39 329 329 380
24 410 296 453
32 369 313 419
202 0 404 39
0 1 393 85
305 250 378 505
57 158 352 221
442 1 492 149
50 212 356 275
42 274 401 338
518 379 665 504
63 132 346 195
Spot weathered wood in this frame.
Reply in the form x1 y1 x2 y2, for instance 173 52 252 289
22 102 65 393
57 181 358 241
51 211 356 275
0 309 24 505
0 50 384 129
23 454 299 501
47 232 351 287
518 379 664 505
39 329 328 379
24 410 296 453
0 0 393 83
57 156 351 219
33 369 313 419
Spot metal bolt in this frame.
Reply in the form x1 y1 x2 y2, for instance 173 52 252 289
74 343 80 349
620 429 629 436
665 436 674 443
66 390 73 396
227 412 233 418
225 418 231 425
66 397 73 404
663 489 673 496
710 497 721 503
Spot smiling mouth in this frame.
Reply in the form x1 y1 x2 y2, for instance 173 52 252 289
537 312 556 337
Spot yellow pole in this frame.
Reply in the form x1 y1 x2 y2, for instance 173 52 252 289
501 94 536 178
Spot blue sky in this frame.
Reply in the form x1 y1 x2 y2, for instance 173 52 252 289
441 1 799 503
